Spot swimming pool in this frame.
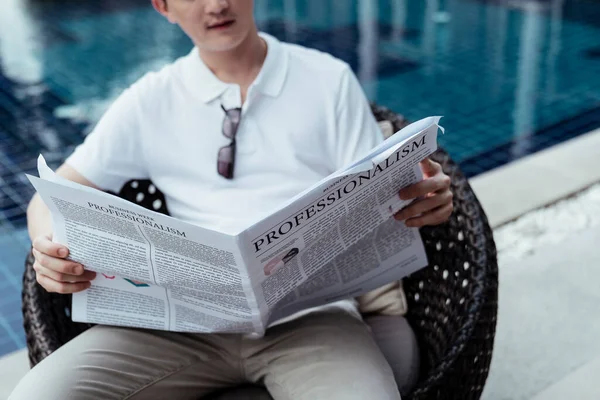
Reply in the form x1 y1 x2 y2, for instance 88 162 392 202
0 0 599 356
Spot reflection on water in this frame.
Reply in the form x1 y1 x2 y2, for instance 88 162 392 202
0 0 43 83
512 1 545 159
358 0 378 97
545 0 565 101
0 0 598 189
390 0 407 42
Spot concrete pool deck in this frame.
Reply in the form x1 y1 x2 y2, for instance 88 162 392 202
483 182 600 400
469 127 600 229
1 128 600 399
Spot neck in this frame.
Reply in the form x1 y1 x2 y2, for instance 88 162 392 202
198 30 267 90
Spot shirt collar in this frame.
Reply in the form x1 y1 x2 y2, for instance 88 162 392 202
252 32 288 98
183 32 288 104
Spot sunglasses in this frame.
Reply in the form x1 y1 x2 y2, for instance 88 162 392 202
217 105 242 179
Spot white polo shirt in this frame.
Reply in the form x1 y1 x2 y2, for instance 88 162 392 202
66 32 385 324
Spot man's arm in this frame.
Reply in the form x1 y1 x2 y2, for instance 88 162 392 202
27 163 99 294
27 163 99 241
28 76 149 294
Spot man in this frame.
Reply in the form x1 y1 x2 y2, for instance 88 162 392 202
11 1 453 399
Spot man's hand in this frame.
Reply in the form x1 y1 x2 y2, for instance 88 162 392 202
32 234 96 294
394 158 453 228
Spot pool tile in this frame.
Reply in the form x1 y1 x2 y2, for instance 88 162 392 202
0 293 21 320
0 337 19 358
0 317 24 355
261 20 422 79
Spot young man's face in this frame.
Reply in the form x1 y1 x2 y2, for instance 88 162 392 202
152 0 256 52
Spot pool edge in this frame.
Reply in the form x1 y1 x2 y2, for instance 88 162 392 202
469 128 600 228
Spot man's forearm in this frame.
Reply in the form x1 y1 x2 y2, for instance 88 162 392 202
26 162 100 243
27 193 53 242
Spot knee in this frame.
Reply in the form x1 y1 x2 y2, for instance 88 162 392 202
294 312 392 368
9 363 49 400
365 315 420 395
263 313 402 399
9 356 75 400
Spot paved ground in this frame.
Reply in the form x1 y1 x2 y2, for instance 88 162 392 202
482 183 600 400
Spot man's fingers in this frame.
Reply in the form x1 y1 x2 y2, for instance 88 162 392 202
399 179 437 200
405 202 454 228
32 249 84 275
394 191 452 221
34 262 96 283
420 158 442 177
399 176 449 200
36 273 91 294
32 235 69 259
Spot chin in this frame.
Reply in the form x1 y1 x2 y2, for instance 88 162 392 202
198 31 249 53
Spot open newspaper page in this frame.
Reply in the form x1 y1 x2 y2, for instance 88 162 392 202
27 163 264 334
238 117 442 326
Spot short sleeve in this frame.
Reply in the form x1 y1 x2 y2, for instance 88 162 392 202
334 65 384 169
65 85 149 192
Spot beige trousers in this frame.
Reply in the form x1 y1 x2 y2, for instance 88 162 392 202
10 311 402 400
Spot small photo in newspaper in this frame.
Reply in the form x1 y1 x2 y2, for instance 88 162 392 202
263 247 300 276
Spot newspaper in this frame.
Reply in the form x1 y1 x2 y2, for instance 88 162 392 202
26 116 443 336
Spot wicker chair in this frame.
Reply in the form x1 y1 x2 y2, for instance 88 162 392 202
21 104 498 400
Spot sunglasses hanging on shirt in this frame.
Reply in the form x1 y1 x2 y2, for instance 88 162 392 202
217 105 242 179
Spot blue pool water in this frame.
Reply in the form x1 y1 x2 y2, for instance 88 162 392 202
0 0 599 357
